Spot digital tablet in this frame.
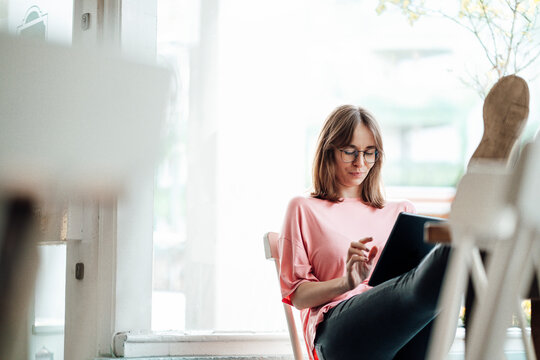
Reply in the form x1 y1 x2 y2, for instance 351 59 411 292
368 212 445 287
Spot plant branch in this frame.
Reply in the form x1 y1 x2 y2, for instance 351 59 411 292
516 46 540 73
514 3 540 73
464 7 499 71
376 0 540 88
479 0 500 75
434 9 475 33
503 0 519 76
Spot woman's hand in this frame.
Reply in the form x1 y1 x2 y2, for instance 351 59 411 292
345 237 378 290
291 237 378 310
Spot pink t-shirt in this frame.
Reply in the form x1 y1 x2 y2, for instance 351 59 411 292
278 196 416 358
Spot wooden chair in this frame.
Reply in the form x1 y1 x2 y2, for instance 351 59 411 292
263 232 305 360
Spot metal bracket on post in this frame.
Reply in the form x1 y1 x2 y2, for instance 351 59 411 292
81 13 90 31
75 263 84 280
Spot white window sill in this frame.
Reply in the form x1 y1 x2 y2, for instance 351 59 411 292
113 331 301 357
112 327 530 358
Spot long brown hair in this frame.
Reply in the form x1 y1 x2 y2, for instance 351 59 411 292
311 105 385 208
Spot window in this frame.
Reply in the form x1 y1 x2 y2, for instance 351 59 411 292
34 244 66 331
152 0 540 336
152 0 192 330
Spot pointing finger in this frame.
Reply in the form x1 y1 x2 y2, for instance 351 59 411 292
360 237 373 244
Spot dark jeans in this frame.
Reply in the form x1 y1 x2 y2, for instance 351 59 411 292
314 245 451 360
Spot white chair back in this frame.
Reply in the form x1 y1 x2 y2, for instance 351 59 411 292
264 232 305 360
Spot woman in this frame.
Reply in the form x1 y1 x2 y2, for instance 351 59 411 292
278 105 450 360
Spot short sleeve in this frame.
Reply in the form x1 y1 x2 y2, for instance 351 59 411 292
404 200 417 214
278 197 319 305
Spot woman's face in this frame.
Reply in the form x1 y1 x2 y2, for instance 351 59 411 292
334 123 377 198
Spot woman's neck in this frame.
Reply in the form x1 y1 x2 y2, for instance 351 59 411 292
339 187 360 199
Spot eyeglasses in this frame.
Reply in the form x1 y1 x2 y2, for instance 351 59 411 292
338 147 379 164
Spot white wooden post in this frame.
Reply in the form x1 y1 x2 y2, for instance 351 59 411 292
65 1 158 359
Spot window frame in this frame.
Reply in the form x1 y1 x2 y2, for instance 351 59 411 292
66 1 534 359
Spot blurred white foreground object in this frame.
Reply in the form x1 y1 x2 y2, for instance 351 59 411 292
466 136 540 360
426 74 532 360
0 32 171 360
0 32 171 196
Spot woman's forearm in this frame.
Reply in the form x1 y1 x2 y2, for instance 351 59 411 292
291 277 350 310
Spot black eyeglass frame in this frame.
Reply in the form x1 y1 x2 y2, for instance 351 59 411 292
337 148 379 164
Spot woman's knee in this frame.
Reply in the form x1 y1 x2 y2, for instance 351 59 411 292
411 245 452 307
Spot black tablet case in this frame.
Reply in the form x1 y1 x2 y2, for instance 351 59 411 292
368 212 445 287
